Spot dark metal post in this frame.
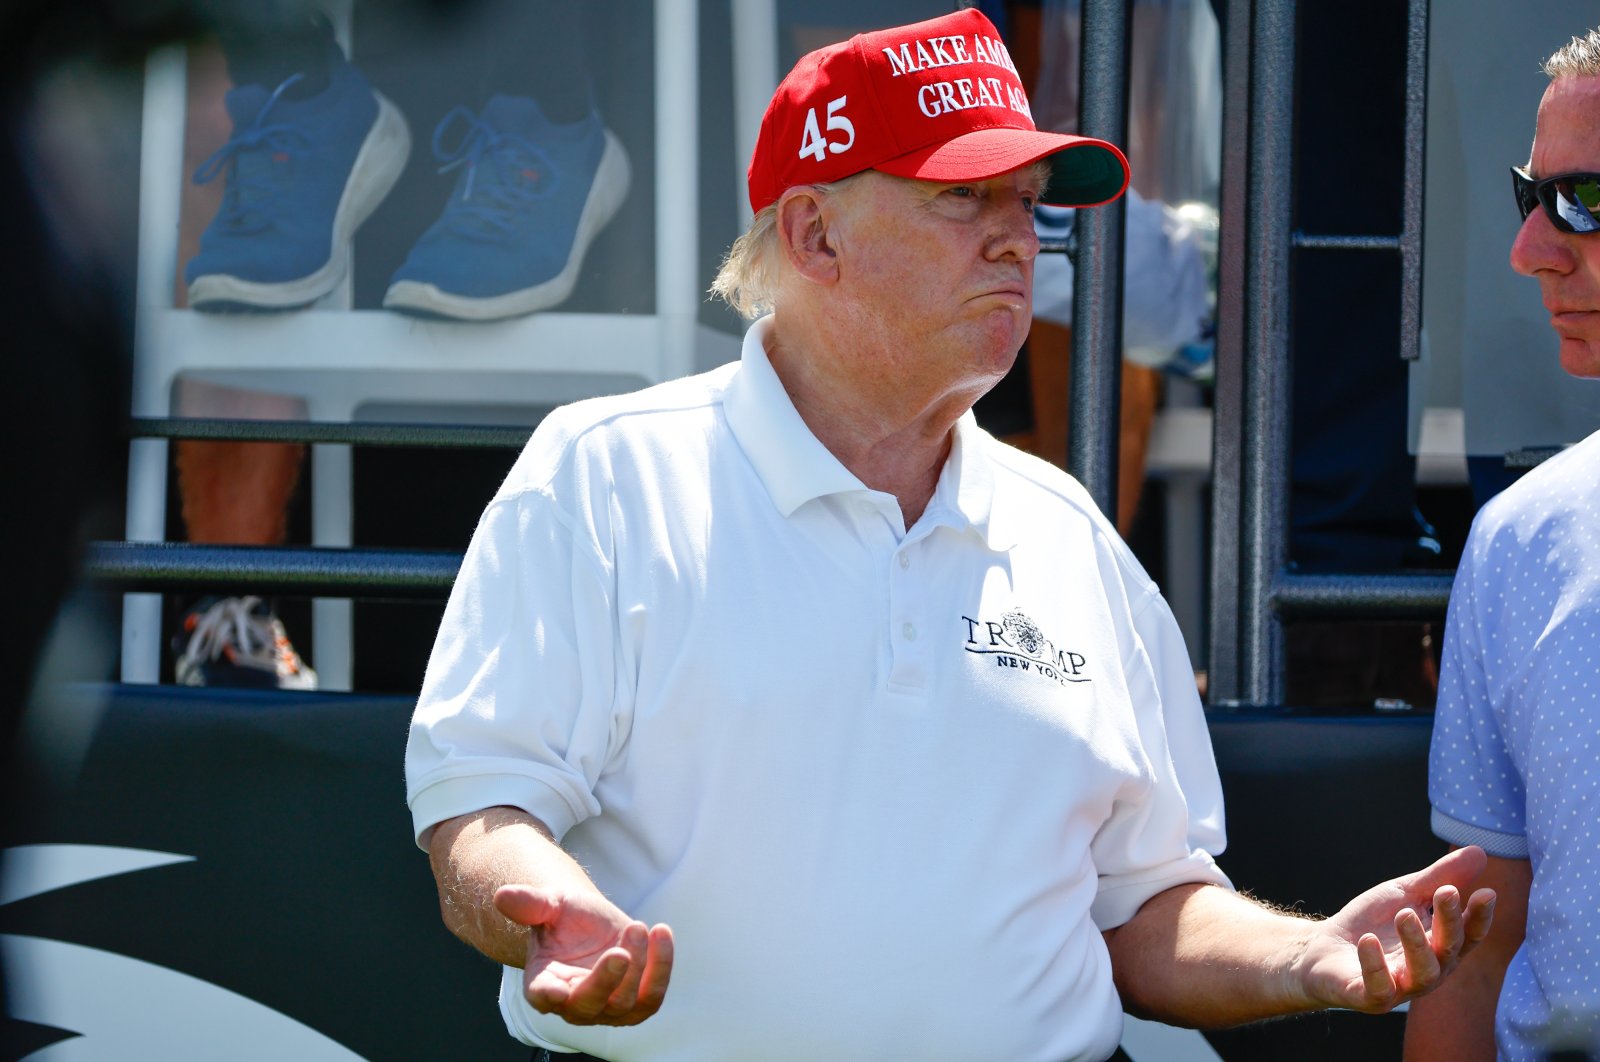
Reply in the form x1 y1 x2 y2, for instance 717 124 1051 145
1238 0 1296 706
1399 0 1429 360
1068 0 1131 514
1206 0 1255 703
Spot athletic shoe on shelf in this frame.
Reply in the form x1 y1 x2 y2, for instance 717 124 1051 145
382 96 630 321
185 56 410 312
173 596 318 690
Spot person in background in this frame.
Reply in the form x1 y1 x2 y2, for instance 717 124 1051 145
1406 27 1600 1062
170 3 629 688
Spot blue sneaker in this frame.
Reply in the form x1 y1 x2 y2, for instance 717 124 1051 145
186 57 410 311
382 95 630 320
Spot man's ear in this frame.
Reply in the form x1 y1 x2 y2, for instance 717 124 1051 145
776 188 840 285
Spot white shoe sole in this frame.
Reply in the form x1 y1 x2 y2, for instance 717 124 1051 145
188 92 412 311
382 129 631 321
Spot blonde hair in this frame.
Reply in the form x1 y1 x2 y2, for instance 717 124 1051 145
709 175 864 320
1544 28 1600 79
708 205 782 320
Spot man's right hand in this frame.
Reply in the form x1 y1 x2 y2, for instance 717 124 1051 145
494 885 674 1026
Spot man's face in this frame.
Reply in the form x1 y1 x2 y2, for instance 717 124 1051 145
1510 73 1600 378
822 166 1044 410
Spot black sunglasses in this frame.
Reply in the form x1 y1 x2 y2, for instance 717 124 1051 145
1511 166 1600 234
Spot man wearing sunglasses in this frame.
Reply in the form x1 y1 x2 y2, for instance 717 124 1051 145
1407 28 1600 1062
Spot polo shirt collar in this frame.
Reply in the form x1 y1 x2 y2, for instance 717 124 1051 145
724 317 866 516
924 412 1016 551
724 316 1012 551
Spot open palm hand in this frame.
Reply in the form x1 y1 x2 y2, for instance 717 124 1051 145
1298 846 1496 1012
495 884 674 1026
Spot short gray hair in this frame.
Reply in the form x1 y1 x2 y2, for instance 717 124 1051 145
708 174 864 320
1544 28 1600 79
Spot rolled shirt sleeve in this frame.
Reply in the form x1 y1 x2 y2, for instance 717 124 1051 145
1091 586 1232 930
406 485 625 849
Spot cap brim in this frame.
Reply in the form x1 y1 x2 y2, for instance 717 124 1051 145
872 128 1130 207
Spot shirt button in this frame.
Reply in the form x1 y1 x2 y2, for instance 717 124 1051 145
898 553 911 569
902 622 917 641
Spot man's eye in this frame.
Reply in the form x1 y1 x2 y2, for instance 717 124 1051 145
947 186 977 198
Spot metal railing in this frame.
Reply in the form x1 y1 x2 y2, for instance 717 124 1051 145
89 417 513 601
85 541 460 599
130 416 534 451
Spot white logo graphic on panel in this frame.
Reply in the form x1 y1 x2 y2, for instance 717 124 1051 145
2 844 365 1061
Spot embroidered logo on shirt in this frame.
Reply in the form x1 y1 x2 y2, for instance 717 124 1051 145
961 608 1092 685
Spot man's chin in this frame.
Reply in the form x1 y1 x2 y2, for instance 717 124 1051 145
1557 337 1600 379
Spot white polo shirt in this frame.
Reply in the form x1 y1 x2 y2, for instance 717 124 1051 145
407 317 1231 1062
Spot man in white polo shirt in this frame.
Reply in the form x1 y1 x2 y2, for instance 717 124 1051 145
405 10 1495 1061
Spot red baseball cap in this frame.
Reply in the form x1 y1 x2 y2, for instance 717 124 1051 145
746 7 1130 214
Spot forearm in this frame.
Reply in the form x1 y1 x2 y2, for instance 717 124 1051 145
1402 851 1528 1061
1401 966 1501 1062
1106 883 1321 1028
427 805 601 967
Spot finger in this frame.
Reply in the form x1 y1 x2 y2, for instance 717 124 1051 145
1395 907 1441 992
601 922 650 1015
1462 888 1497 951
1428 886 1464 961
557 947 633 1023
525 962 577 1013
1397 845 1488 901
1357 931 1396 1006
631 924 675 1019
494 884 559 928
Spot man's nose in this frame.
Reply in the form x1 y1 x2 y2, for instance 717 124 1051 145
988 200 1041 261
1510 206 1574 277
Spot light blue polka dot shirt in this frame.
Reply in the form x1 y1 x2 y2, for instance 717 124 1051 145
1429 427 1600 1061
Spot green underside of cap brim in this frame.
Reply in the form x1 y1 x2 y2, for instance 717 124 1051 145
1044 145 1129 207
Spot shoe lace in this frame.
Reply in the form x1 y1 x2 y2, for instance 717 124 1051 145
429 105 558 238
178 596 282 676
192 74 313 234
